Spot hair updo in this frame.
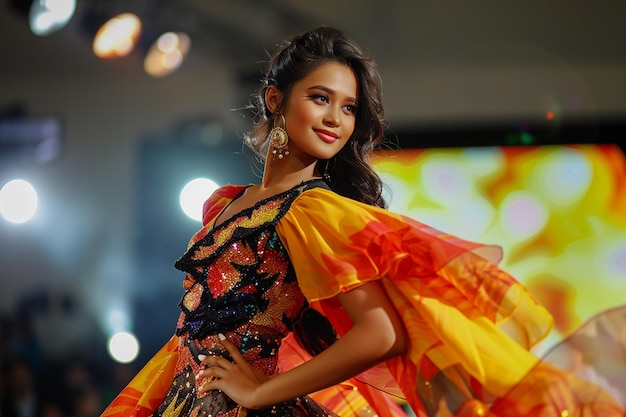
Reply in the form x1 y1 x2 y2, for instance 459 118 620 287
245 26 387 208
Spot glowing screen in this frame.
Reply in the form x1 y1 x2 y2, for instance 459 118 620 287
373 144 626 351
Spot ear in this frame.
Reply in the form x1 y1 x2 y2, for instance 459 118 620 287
265 85 283 114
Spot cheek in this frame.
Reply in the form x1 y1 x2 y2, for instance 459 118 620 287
345 118 356 137
289 103 316 127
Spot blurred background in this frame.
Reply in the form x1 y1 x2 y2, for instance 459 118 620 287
1 0 625 415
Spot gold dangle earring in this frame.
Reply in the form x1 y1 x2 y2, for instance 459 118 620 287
270 114 290 160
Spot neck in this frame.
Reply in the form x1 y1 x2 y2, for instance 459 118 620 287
260 152 320 191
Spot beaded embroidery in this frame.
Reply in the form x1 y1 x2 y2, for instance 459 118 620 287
174 180 329 341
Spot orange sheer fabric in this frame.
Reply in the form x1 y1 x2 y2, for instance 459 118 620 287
101 336 180 417
276 187 624 416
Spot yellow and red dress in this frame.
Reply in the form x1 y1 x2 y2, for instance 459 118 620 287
102 179 625 417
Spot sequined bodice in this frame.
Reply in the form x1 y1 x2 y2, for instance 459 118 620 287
173 183 323 372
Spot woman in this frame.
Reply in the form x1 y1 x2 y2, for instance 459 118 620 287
102 27 625 417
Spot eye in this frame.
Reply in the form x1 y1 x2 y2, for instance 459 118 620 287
309 94 329 104
343 104 357 116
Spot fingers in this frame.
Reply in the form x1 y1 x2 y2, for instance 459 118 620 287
216 333 246 365
195 334 236 381
195 355 229 395
195 333 235 367
199 355 232 371
194 333 248 395
197 373 223 395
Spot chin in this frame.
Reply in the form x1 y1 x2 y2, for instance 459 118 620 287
316 147 344 160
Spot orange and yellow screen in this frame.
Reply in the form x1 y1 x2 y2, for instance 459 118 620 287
373 144 626 351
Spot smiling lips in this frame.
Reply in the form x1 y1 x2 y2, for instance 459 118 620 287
313 128 339 143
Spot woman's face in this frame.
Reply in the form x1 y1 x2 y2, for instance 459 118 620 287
275 61 358 163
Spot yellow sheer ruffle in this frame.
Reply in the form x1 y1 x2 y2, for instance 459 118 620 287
276 187 623 416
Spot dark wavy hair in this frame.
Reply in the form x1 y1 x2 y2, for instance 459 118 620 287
245 26 387 208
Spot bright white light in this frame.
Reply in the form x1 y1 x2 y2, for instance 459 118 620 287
107 331 139 364
29 0 76 36
93 13 142 59
180 178 218 221
0 179 38 224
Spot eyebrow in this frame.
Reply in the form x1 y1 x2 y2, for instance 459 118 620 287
308 85 358 103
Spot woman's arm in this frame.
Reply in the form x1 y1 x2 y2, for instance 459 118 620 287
197 280 407 409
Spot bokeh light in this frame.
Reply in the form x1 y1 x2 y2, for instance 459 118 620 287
144 32 191 77
531 147 592 209
107 331 139 364
93 13 142 59
500 191 549 240
29 0 76 36
179 178 218 221
0 179 39 224
421 156 472 204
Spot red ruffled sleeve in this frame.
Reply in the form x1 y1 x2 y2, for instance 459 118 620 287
202 184 246 226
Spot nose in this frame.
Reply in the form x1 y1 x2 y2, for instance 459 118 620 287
323 105 340 127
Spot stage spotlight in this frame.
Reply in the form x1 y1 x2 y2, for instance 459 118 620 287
179 178 218 221
144 32 191 77
0 179 38 224
92 13 142 59
107 331 139 364
29 0 76 36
